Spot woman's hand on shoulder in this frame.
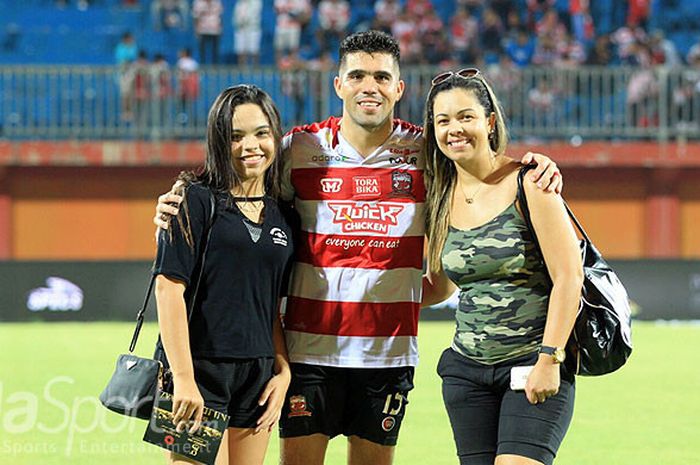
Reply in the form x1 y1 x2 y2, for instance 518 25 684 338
255 369 291 433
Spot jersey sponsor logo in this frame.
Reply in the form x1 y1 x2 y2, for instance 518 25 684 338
390 170 414 199
389 156 418 166
320 177 343 193
352 176 380 198
270 228 289 246
388 148 420 166
287 395 312 418
311 154 349 163
381 416 396 432
327 202 404 235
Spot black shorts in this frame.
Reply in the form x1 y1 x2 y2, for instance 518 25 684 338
167 357 274 429
279 363 415 446
437 348 575 465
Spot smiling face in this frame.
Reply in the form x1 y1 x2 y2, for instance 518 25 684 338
334 52 405 132
432 88 495 163
230 103 275 184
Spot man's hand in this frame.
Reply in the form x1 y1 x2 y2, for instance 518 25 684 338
520 152 563 194
153 181 185 231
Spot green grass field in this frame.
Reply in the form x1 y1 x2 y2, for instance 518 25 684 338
1 321 699 465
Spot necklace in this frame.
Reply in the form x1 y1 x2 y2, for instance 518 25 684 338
458 181 485 204
231 196 264 202
232 195 265 213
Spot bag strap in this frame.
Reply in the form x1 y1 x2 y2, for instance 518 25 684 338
128 189 217 353
516 165 591 245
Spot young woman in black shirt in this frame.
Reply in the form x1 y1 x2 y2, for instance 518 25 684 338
153 85 295 465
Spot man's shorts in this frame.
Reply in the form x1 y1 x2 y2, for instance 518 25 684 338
274 27 301 52
167 357 274 429
234 29 262 55
437 348 575 465
279 363 415 446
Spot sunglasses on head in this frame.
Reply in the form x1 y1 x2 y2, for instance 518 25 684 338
431 68 481 86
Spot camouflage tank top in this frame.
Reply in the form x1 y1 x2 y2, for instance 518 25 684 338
441 201 551 365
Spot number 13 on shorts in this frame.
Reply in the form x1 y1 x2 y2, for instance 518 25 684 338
382 392 405 415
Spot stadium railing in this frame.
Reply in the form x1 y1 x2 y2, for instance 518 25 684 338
0 65 698 141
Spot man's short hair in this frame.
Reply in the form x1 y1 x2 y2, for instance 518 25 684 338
339 30 401 68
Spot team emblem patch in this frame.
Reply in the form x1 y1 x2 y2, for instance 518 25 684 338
381 416 396 432
390 170 414 199
288 395 312 418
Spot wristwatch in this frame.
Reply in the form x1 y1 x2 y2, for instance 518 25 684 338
539 345 566 364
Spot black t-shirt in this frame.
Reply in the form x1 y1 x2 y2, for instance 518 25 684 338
154 183 295 359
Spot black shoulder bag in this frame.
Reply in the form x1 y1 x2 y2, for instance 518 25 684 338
99 189 217 419
517 166 633 376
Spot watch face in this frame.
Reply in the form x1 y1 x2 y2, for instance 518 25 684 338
553 348 566 363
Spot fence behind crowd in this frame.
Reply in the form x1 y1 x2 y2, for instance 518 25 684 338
1 65 699 141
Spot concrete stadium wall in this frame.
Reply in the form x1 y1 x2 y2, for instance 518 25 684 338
1 141 700 260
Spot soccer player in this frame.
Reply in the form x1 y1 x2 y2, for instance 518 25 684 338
154 30 562 465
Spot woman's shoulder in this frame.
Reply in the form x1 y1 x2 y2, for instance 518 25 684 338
181 182 216 218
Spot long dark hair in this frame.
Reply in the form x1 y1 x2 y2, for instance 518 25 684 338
175 85 283 247
423 74 509 275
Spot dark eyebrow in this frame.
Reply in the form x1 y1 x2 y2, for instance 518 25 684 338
232 125 271 133
434 108 477 118
346 69 393 80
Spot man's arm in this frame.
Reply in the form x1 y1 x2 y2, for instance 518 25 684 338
518 152 563 194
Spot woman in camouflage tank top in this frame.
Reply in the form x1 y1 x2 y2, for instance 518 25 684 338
420 69 584 465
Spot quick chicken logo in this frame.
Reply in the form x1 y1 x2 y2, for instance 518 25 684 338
327 202 404 234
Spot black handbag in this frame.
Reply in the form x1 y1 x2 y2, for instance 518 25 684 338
99 188 216 419
517 166 633 376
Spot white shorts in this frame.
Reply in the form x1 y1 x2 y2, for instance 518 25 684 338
235 29 262 55
275 27 301 52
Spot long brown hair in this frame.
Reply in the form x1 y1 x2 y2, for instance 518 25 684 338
174 85 284 247
423 74 509 275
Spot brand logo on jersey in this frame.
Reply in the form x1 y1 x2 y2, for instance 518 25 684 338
390 170 414 199
311 154 349 163
270 228 288 246
352 176 380 198
388 148 420 165
389 156 418 166
320 178 343 193
381 417 396 432
328 202 404 235
288 395 312 418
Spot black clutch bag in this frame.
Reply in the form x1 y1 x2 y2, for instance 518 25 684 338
517 166 633 376
99 275 165 419
99 188 216 418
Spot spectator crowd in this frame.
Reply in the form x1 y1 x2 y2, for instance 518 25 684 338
108 0 700 133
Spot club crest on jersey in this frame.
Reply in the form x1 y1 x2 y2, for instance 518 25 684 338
352 176 380 198
269 227 288 246
288 395 312 418
328 202 404 235
390 170 414 199
320 177 343 193
381 416 396 432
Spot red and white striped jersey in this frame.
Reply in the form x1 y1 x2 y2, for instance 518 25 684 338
281 116 425 368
